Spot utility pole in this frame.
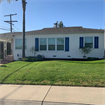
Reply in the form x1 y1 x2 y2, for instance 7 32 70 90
22 0 27 58
4 13 18 33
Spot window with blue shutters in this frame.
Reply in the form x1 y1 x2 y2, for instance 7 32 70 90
79 36 99 49
85 37 93 48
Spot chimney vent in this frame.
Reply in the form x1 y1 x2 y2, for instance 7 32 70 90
54 23 57 28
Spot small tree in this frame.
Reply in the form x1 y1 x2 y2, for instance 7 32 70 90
58 21 63 28
79 46 92 59
30 47 36 57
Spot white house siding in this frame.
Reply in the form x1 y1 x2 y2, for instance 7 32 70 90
13 33 104 60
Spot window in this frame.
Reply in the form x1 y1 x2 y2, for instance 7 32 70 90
85 37 93 48
40 38 47 51
48 38 55 51
57 38 64 51
15 39 27 49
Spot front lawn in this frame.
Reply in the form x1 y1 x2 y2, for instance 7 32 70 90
0 60 105 87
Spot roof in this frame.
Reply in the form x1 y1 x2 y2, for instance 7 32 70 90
0 26 104 36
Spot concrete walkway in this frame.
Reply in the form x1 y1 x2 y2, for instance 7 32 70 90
0 84 105 105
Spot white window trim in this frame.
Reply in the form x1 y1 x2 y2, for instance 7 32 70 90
57 37 65 51
39 38 47 51
48 38 56 51
84 36 94 48
15 39 27 50
39 37 66 52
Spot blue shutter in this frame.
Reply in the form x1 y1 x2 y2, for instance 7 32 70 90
65 37 69 51
94 36 99 49
35 38 39 51
79 37 83 48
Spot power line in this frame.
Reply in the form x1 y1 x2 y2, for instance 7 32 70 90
2 5 38 27
4 13 18 33
12 28 17 32
0 28 10 30
13 25 21 31
0 25 10 29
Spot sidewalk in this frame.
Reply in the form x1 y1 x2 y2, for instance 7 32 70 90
0 84 105 105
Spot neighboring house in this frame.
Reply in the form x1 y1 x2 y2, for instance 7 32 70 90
0 26 104 60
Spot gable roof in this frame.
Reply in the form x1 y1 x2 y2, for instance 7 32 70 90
0 26 104 36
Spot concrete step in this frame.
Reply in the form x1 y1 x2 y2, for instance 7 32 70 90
3 55 14 62
0 55 14 64
3 59 14 61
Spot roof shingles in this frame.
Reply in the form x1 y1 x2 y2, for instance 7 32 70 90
0 26 104 35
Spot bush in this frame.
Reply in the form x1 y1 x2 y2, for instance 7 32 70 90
22 55 44 62
37 55 44 60
87 57 100 61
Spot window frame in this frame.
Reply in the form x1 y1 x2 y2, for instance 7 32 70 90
57 37 65 51
39 38 47 51
48 38 56 51
84 37 94 48
15 39 27 50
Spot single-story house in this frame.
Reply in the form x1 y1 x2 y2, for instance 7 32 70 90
0 26 104 60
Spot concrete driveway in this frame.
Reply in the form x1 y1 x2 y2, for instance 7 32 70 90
0 84 105 105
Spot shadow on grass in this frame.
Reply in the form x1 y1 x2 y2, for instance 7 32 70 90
0 65 7 67
0 63 32 84
58 60 105 64
23 59 105 64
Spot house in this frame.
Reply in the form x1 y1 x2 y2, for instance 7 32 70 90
0 26 104 60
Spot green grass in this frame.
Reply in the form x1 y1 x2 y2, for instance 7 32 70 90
0 60 105 87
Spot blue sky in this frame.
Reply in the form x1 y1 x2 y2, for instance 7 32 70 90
0 0 104 33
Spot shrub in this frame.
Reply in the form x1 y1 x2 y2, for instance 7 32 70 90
30 47 36 57
37 55 44 60
87 57 100 61
22 55 44 62
79 46 92 59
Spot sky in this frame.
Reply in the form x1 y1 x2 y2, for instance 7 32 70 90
0 0 104 34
